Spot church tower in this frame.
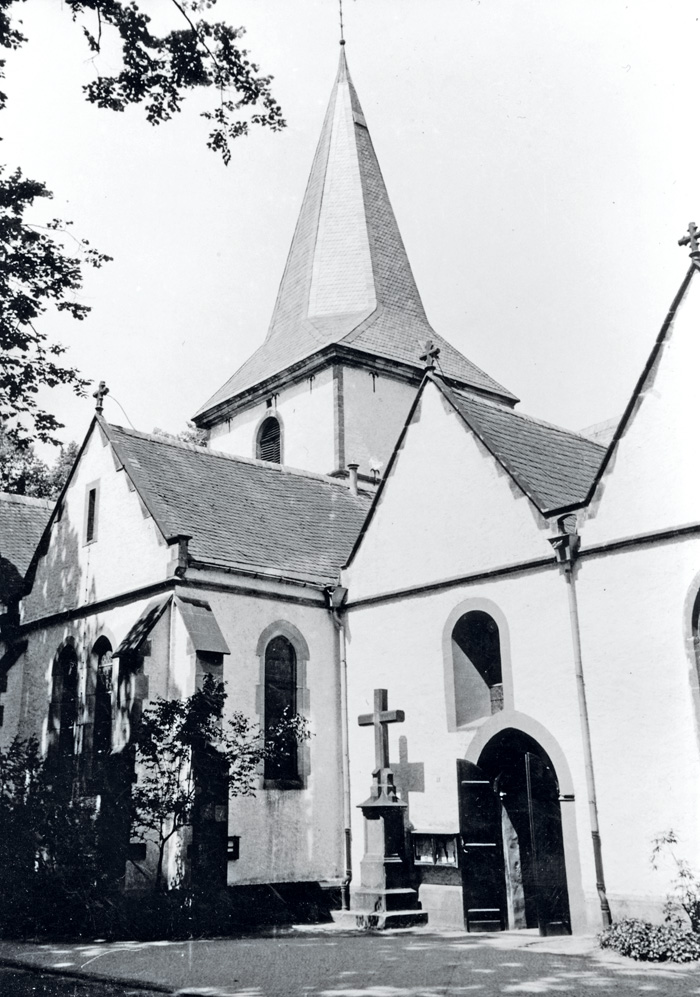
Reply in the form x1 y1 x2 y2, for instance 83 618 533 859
193 46 516 478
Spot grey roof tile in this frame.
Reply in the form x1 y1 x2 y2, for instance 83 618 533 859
451 391 607 513
0 492 52 600
105 424 372 583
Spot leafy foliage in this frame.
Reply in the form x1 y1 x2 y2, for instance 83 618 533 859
0 0 284 448
651 829 700 933
599 918 700 963
0 425 78 496
0 736 107 938
0 168 111 447
131 674 308 890
152 422 209 447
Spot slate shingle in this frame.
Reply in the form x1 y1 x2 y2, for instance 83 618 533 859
451 391 607 514
0 493 53 601
105 425 372 583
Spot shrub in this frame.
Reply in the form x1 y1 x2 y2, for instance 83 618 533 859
599 918 700 963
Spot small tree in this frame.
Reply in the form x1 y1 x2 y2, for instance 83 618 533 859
651 830 700 933
130 675 308 891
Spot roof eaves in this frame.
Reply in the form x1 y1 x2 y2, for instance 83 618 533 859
188 556 338 588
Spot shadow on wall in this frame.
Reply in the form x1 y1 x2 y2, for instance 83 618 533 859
20 517 84 742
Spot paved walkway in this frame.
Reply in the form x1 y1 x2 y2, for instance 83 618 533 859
0 926 698 996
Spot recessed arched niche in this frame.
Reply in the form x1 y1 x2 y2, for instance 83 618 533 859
451 610 504 726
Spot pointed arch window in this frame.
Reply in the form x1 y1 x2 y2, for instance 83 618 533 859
257 416 282 464
264 636 298 784
49 643 79 786
92 637 113 771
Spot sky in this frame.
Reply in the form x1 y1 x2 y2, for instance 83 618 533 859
3 0 700 458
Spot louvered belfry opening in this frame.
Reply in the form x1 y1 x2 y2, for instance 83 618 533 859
257 416 281 463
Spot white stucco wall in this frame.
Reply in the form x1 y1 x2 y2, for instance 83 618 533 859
582 269 700 545
345 382 553 602
341 367 416 477
575 539 700 918
208 368 337 475
192 578 344 887
22 424 171 625
343 569 596 931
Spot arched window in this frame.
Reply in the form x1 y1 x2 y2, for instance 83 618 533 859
452 611 503 726
49 643 79 785
264 635 298 783
257 416 281 463
92 637 113 769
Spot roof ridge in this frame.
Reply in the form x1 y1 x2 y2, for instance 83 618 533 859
0 491 54 509
106 423 370 494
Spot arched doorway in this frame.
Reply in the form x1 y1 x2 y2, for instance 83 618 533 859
457 729 571 935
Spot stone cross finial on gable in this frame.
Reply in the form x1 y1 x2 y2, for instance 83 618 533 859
678 221 700 255
93 381 109 414
358 688 405 773
419 339 440 370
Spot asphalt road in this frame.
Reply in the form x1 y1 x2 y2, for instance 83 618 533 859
2 930 700 996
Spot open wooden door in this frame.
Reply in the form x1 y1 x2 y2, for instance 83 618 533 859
525 752 571 935
457 758 506 931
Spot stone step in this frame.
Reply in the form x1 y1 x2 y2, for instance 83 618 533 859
352 887 422 912
355 909 429 930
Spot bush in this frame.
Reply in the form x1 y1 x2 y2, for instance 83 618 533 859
599 918 700 963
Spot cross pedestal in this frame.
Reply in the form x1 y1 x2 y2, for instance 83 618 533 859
351 689 427 929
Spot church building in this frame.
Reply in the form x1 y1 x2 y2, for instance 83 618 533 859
1 45 698 935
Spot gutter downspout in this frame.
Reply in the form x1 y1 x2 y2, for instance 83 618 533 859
327 585 352 910
550 525 612 928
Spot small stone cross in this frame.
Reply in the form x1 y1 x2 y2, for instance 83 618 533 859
419 339 441 369
678 222 700 254
93 381 110 414
358 688 405 773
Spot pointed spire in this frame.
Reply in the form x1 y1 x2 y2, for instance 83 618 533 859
195 52 516 421
266 46 431 345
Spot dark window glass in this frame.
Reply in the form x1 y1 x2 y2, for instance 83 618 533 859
93 639 113 765
86 487 97 542
49 645 79 786
257 417 281 463
264 636 297 782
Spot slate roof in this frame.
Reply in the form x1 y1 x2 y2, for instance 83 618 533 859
0 492 53 601
103 423 372 583
450 388 607 514
195 50 516 422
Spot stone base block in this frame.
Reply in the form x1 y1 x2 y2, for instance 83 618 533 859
355 909 429 930
353 887 421 912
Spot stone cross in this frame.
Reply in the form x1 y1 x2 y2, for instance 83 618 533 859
419 339 441 369
678 222 700 254
358 688 405 773
93 381 110 414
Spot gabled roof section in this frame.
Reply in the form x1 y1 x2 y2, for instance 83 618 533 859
103 423 372 584
449 389 607 515
0 492 53 601
195 49 516 422
345 374 606 566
